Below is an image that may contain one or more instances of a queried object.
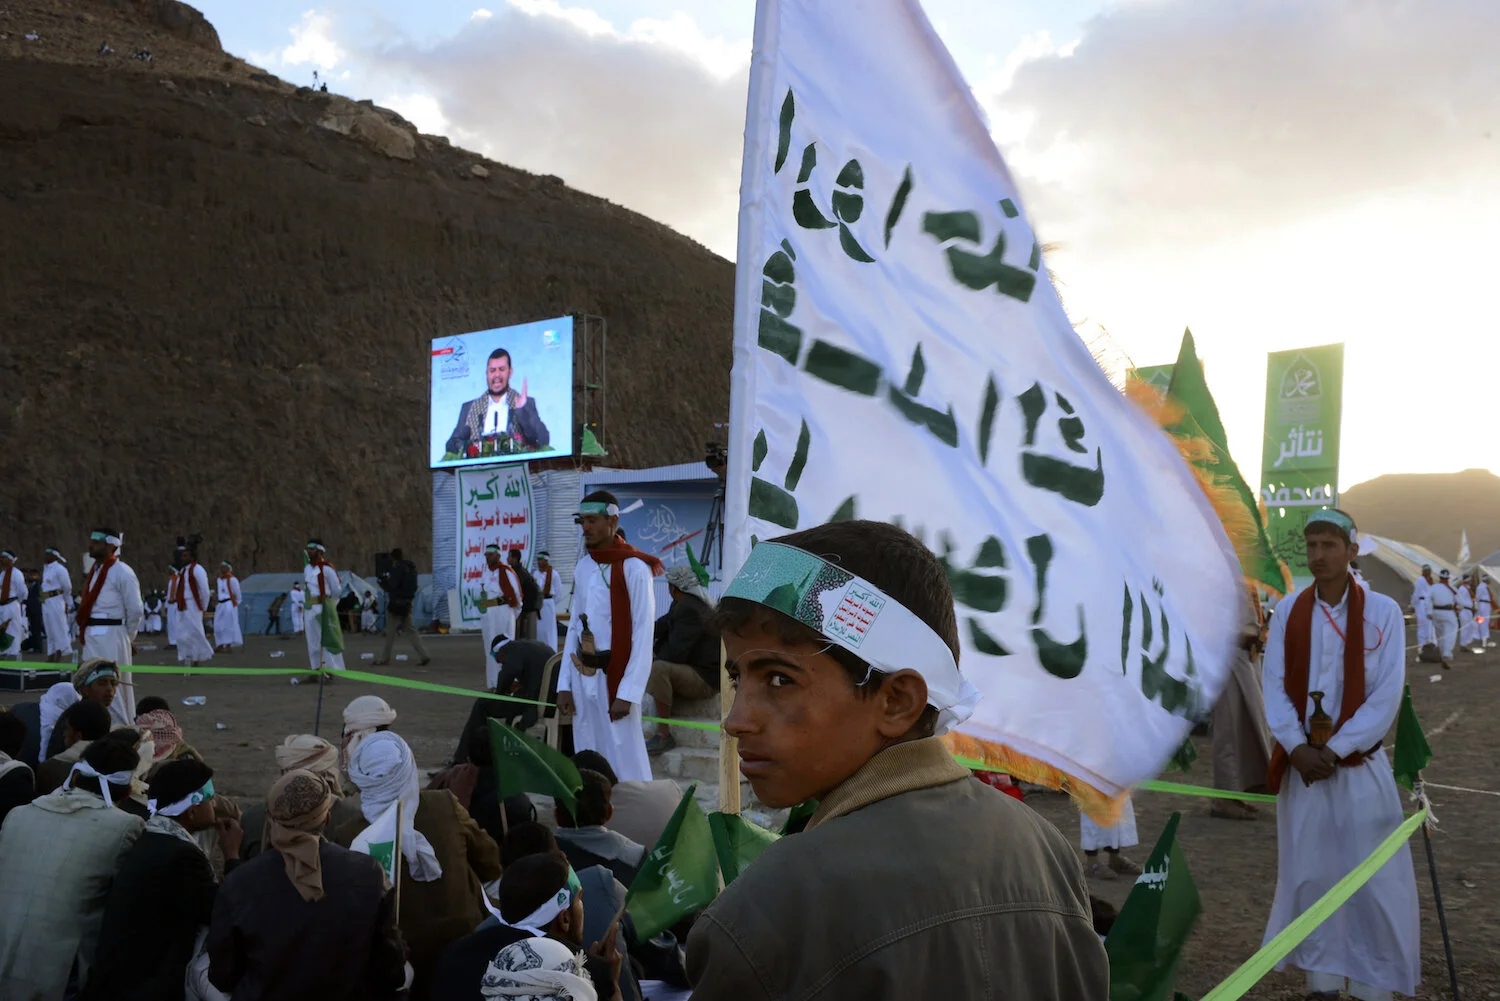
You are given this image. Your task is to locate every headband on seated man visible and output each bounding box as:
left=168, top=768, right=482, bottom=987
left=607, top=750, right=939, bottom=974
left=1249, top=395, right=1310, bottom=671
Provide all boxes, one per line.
left=502, top=866, right=583, bottom=938
left=66, top=760, right=135, bottom=809
left=578, top=501, right=620, bottom=517
left=724, top=542, right=980, bottom=734
left=149, top=779, right=215, bottom=818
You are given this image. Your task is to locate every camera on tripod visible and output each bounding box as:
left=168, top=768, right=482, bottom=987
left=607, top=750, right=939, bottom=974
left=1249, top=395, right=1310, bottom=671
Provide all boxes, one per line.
left=704, top=442, right=728, bottom=475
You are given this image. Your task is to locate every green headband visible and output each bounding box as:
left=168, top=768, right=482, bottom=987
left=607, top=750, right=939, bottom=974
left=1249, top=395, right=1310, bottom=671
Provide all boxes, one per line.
left=578, top=501, right=619, bottom=516
left=1305, top=508, right=1356, bottom=541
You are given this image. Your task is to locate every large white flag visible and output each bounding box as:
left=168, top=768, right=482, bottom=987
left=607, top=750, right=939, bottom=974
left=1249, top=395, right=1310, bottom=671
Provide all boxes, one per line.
left=725, top=0, right=1242, bottom=813
left=1458, top=530, right=1470, bottom=567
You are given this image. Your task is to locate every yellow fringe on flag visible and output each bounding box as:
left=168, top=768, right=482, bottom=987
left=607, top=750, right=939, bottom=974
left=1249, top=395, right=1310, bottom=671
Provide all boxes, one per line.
left=943, top=732, right=1129, bottom=825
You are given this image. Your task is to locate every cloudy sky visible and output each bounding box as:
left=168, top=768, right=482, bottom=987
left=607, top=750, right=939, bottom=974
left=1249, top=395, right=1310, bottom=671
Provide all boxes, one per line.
left=198, top=0, right=1498, bottom=491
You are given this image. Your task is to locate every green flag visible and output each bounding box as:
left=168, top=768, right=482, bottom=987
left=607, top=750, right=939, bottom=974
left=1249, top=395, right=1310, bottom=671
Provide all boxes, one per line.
left=1392, top=684, right=1432, bottom=791
left=685, top=543, right=712, bottom=589
left=1165, top=330, right=1291, bottom=596
left=319, top=602, right=345, bottom=655
left=708, top=811, right=779, bottom=885
left=781, top=798, right=819, bottom=835
left=1168, top=737, right=1197, bottom=774
left=1106, top=812, right=1201, bottom=1001
left=626, top=785, right=720, bottom=939
left=485, top=720, right=582, bottom=817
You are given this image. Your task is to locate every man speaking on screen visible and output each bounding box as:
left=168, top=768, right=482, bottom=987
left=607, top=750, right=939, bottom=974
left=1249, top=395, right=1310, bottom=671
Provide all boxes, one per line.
left=445, top=348, right=551, bottom=457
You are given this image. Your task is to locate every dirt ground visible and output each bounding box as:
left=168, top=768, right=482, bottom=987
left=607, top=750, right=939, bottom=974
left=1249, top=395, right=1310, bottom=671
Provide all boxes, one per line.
left=4, top=624, right=1495, bottom=1000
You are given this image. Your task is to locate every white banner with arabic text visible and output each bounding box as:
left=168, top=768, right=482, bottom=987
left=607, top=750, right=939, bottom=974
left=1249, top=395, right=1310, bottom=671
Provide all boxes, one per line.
left=725, top=0, right=1242, bottom=805
left=457, top=465, right=533, bottom=628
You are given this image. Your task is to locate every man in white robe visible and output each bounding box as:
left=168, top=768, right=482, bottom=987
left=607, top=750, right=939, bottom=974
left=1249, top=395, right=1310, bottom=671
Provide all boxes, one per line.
left=0, top=549, right=27, bottom=660
left=142, top=591, right=163, bottom=635
left=76, top=529, right=145, bottom=726
left=478, top=543, right=522, bottom=688
left=556, top=491, right=659, bottom=783
left=1477, top=576, right=1494, bottom=647
left=40, top=548, right=74, bottom=662
left=1410, top=566, right=1433, bottom=652
left=1261, top=509, right=1419, bottom=1001
left=536, top=551, right=559, bottom=652
left=165, top=567, right=181, bottom=648
left=173, top=546, right=215, bottom=667
left=1430, top=569, right=1459, bottom=668
left=289, top=583, right=305, bottom=634
left=303, top=539, right=346, bottom=672
left=1456, top=576, right=1477, bottom=649
left=214, top=562, right=244, bottom=651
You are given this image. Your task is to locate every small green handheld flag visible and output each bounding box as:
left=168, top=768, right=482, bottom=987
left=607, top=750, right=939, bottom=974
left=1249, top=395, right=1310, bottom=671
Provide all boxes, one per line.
left=1106, top=812, right=1201, bottom=1001
left=625, top=786, right=719, bottom=939
left=707, top=811, right=779, bottom=885
left=1392, top=684, right=1432, bottom=792
left=486, top=720, right=583, bottom=817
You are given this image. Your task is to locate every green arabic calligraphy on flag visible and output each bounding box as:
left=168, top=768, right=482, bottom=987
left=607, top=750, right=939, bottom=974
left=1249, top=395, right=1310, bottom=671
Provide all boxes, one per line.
left=724, top=0, right=1243, bottom=815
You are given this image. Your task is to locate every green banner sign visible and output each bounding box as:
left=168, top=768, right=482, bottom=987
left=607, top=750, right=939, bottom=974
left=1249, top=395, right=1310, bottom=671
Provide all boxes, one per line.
left=1260, top=344, right=1343, bottom=582
left=1261, top=344, right=1343, bottom=477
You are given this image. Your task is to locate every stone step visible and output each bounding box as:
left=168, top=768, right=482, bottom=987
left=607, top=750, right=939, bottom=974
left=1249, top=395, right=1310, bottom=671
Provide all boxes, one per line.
left=653, top=746, right=722, bottom=784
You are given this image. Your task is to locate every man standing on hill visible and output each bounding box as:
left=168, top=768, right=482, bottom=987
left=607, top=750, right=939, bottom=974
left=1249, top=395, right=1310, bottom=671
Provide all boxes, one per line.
left=1411, top=565, right=1434, bottom=653
left=303, top=540, right=346, bottom=673
left=174, top=542, right=215, bottom=668
left=40, top=548, right=74, bottom=662
left=1261, top=509, right=1418, bottom=1001
left=536, top=551, right=559, bottom=651
left=77, top=530, right=144, bottom=726
left=556, top=491, right=661, bottom=783
left=1431, top=569, right=1459, bottom=669
left=0, top=549, right=25, bottom=660
left=214, top=562, right=243, bottom=652
left=445, top=348, right=551, bottom=457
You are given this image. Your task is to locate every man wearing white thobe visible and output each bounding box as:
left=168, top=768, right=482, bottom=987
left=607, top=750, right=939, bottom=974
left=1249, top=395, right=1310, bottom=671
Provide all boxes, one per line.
left=289, top=583, right=306, bottom=633
left=1410, top=566, right=1433, bottom=651
left=1456, top=577, right=1476, bottom=648
left=478, top=543, right=522, bottom=688
left=1262, top=510, right=1418, bottom=1001
left=536, top=551, right=559, bottom=652
left=557, top=492, right=657, bottom=783
left=303, top=540, right=346, bottom=671
left=165, top=568, right=181, bottom=647
left=39, top=548, right=74, bottom=661
left=214, top=562, right=244, bottom=650
left=0, top=549, right=26, bottom=660
left=173, top=549, right=215, bottom=666
left=76, top=529, right=145, bottom=727
left=1430, top=569, right=1459, bottom=667
left=1477, top=578, right=1494, bottom=647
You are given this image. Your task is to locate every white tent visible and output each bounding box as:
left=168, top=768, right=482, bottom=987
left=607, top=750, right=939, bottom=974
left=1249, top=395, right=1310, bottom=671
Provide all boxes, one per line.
left=1359, top=534, right=1459, bottom=608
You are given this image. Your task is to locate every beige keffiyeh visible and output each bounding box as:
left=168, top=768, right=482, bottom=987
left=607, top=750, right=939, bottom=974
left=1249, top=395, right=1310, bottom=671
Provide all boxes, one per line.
left=267, top=770, right=335, bottom=902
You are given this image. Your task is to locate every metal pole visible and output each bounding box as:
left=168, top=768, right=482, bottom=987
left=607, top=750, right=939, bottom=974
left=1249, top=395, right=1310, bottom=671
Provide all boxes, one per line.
left=313, top=670, right=326, bottom=736
left=1421, top=820, right=1462, bottom=1001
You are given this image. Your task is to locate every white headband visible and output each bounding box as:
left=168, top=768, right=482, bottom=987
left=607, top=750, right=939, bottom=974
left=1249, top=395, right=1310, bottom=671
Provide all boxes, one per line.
left=66, top=760, right=135, bottom=808
left=578, top=501, right=620, bottom=517
left=149, top=779, right=215, bottom=817
left=91, top=532, right=122, bottom=548
left=724, top=542, right=980, bottom=734
left=46, top=548, right=66, bottom=563
left=500, top=867, right=582, bottom=938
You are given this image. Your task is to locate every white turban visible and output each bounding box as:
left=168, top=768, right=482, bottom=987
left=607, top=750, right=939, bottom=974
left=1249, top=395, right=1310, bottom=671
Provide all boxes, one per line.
left=481, top=937, right=596, bottom=1000
left=347, top=731, right=442, bottom=882
left=664, top=565, right=710, bottom=604
left=341, top=695, right=398, bottom=771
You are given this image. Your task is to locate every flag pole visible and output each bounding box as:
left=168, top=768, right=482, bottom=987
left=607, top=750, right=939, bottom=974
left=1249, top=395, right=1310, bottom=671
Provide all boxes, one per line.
left=312, top=668, right=326, bottom=737
left=1417, top=782, right=1461, bottom=1001
left=394, top=798, right=404, bottom=924
left=717, top=640, right=740, bottom=815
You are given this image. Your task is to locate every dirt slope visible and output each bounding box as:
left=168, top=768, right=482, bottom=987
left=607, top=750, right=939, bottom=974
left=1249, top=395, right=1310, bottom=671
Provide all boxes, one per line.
left=1342, top=468, right=1499, bottom=561
left=0, top=0, right=734, bottom=575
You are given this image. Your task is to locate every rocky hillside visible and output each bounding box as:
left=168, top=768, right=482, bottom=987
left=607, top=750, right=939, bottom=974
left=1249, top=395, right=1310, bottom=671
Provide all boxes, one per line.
left=1342, top=468, right=1500, bottom=562
left=0, top=0, right=734, bottom=576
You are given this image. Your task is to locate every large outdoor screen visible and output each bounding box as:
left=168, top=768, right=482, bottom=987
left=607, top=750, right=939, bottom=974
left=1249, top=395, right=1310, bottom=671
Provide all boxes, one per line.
left=429, top=316, right=575, bottom=468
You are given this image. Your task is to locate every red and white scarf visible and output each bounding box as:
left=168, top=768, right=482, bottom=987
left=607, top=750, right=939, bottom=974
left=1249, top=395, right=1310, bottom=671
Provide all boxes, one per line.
left=76, top=556, right=118, bottom=628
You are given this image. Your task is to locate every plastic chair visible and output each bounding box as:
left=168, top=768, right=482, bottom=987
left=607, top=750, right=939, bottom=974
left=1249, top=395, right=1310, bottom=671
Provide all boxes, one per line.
left=525, top=653, right=563, bottom=749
